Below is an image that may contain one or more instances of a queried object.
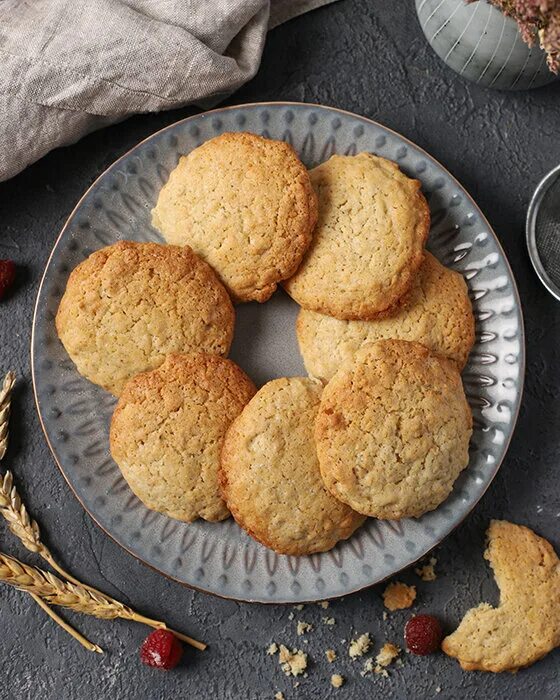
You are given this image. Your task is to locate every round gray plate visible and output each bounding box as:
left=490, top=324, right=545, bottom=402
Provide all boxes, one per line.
left=32, top=102, right=525, bottom=603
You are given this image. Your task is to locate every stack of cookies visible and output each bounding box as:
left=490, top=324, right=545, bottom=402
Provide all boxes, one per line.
left=56, top=130, right=475, bottom=556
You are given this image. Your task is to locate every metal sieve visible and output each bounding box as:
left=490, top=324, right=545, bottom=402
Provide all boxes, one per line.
left=527, top=164, right=560, bottom=301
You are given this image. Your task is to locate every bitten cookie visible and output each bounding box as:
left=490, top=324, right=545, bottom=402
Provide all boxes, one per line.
left=297, top=252, right=474, bottom=381
left=283, top=153, right=430, bottom=320
left=151, top=132, right=318, bottom=303
left=110, top=353, right=256, bottom=523
left=56, top=241, right=234, bottom=396
left=442, top=520, right=560, bottom=672
left=315, top=340, right=472, bottom=519
left=219, top=377, right=365, bottom=555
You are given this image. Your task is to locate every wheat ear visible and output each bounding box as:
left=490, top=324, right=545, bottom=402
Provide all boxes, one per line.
left=0, top=372, right=205, bottom=651
left=0, top=371, right=15, bottom=461
left=0, top=551, right=205, bottom=649
left=0, top=469, right=205, bottom=649
left=0, top=371, right=101, bottom=652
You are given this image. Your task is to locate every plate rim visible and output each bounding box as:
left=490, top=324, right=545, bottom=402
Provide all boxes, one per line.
left=31, top=100, right=526, bottom=603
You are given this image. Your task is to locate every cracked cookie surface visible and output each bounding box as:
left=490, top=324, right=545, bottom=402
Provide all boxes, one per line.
left=297, top=252, right=474, bottom=381
left=151, top=131, right=318, bottom=303
left=315, top=339, right=472, bottom=519
left=219, top=377, right=365, bottom=554
left=55, top=240, right=234, bottom=396
left=442, top=520, right=560, bottom=672
left=283, top=153, right=430, bottom=320
left=110, top=353, right=256, bottom=523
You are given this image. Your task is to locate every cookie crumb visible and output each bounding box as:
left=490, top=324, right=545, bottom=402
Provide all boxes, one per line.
left=288, top=612, right=294, bottom=620
left=325, top=649, right=337, bottom=663
left=278, top=645, right=307, bottom=677
left=376, top=642, right=400, bottom=667
left=323, top=616, right=336, bottom=626
left=296, top=621, right=313, bottom=636
left=383, top=582, right=417, bottom=611
left=361, top=658, right=374, bottom=676
left=349, top=632, right=372, bottom=658
left=267, top=642, right=278, bottom=655
left=374, top=664, right=389, bottom=677
left=294, top=604, right=304, bottom=611
left=435, top=687, right=442, bottom=693
left=331, top=674, right=345, bottom=688
left=415, top=557, right=437, bottom=582
left=318, top=601, right=330, bottom=609
left=274, top=693, right=285, bottom=700
left=382, top=611, right=388, bottom=621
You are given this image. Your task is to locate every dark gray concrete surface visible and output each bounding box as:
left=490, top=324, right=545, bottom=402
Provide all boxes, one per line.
left=0, top=2, right=559, bottom=698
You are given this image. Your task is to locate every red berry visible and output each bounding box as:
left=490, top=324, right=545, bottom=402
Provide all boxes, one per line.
left=140, top=629, right=183, bottom=670
left=0, top=260, right=16, bottom=300
left=404, top=614, right=443, bottom=655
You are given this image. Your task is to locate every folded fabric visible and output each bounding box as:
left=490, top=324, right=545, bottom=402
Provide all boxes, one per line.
left=0, top=0, right=335, bottom=182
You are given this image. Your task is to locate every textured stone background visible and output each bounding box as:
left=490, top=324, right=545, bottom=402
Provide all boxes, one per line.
left=1, top=2, right=559, bottom=698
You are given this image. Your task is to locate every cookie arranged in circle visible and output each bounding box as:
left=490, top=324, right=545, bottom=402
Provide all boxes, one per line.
left=110, top=353, right=256, bottom=523
left=283, top=153, right=430, bottom=320
left=151, top=131, right=318, bottom=303
left=442, top=520, right=560, bottom=672
left=55, top=241, right=234, bottom=396
left=315, top=340, right=472, bottom=519
left=220, top=377, right=366, bottom=555
left=297, top=252, right=474, bottom=381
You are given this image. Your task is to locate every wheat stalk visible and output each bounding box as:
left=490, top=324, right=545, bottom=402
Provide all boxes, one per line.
left=29, top=593, right=103, bottom=653
left=0, top=551, right=205, bottom=649
left=0, top=371, right=205, bottom=652
left=0, top=371, right=101, bottom=652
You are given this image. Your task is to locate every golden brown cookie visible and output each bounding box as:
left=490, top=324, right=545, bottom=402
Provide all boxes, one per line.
left=219, top=377, right=365, bottom=555
left=297, top=252, right=474, bottom=380
left=110, top=353, right=256, bottom=523
left=283, top=153, right=430, bottom=320
left=442, top=520, right=560, bottom=672
left=55, top=241, right=234, bottom=396
left=315, top=340, right=472, bottom=519
left=151, top=132, right=318, bottom=303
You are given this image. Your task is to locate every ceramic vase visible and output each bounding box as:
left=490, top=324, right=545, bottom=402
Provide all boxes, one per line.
left=416, top=0, right=556, bottom=90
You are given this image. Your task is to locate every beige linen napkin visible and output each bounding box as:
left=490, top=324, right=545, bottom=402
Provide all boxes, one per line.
left=0, top=0, right=336, bottom=182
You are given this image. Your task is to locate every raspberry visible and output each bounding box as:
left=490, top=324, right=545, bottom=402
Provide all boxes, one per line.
left=140, top=629, right=183, bottom=669
left=0, top=260, right=16, bottom=300
left=404, top=614, right=443, bottom=655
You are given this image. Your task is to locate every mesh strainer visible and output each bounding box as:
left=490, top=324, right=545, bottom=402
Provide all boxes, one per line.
left=527, top=164, right=560, bottom=301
